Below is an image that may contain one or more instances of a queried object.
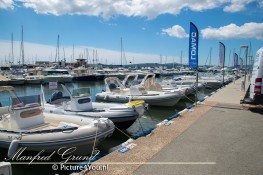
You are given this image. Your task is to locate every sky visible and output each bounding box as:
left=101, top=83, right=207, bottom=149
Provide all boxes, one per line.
left=0, top=0, right=263, bottom=66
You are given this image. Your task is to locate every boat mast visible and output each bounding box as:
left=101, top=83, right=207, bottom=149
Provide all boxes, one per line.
left=11, top=32, right=14, bottom=65
left=55, top=35, right=60, bottom=63
left=20, top=25, right=25, bottom=65
left=209, top=48, right=212, bottom=66
left=72, top=44, right=74, bottom=66
left=180, top=50, right=183, bottom=67
left=120, top=37, right=123, bottom=66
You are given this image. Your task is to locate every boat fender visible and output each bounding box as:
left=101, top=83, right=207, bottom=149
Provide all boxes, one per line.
left=199, top=98, right=205, bottom=102
left=105, top=138, right=135, bottom=153
left=7, top=140, right=20, bottom=158
left=132, top=128, right=154, bottom=139
left=121, top=138, right=134, bottom=147
left=187, top=104, right=195, bottom=109
left=167, top=112, right=180, bottom=120
left=178, top=108, right=188, bottom=115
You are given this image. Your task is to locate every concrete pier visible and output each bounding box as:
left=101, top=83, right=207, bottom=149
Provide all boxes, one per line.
left=82, top=77, right=263, bottom=175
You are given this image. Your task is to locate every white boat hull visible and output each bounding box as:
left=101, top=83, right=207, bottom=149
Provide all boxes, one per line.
left=43, top=76, right=73, bottom=83
left=0, top=107, right=115, bottom=156
left=44, top=101, right=145, bottom=130
left=96, top=92, right=182, bottom=107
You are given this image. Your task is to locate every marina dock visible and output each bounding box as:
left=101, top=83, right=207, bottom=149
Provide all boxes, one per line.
left=82, top=77, right=263, bottom=175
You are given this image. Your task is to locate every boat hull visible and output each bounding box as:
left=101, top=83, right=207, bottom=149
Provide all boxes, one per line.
left=0, top=80, right=8, bottom=86
left=25, top=79, right=42, bottom=85
left=73, top=75, right=96, bottom=81
left=43, top=102, right=145, bottom=130
left=0, top=112, right=115, bottom=156
left=8, top=80, right=25, bottom=85
left=43, top=76, right=73, bottom=83
left=96, top=92, right=182, bottom=107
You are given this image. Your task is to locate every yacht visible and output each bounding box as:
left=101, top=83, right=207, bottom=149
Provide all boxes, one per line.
left=42, top=68, right=73, bottom=83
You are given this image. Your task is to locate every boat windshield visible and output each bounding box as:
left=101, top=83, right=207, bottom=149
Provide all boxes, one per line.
left=71, top=87, right=91, bottom=98
left=12, top=94, right=41, bottom=108
left=44, top=70, right=69, bottom=75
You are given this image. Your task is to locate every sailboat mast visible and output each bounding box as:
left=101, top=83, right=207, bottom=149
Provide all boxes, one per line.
left=11, top=32, right=14, bottom=65
left=120, top=37, right=123, bottom=66
left=180, top=50, right=183, bottom=67
left=55, top=35, right=60, bottom=63
left=72, top=44, right=74, bottom=64
left=56, top=35, right=60, bottom=62
left=20, top=25, right=25, bottom=65
left=209, top=48, right=212, bottom=66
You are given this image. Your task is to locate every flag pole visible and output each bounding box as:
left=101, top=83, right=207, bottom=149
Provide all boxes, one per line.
left=189, top=22, right=199, bottom=105
left=219, top=42, right=225, bottom=86
left=195, top=70, right=198, bottom=105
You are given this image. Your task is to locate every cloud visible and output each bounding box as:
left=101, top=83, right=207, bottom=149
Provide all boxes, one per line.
left=0, top=0, right=14, bottom=9
left=259, top=0, right=263, bottom=8
left=162, top=25, right=188, bottom=38
left=2, top=0, right=261, bottom=19
left=0, top=40, right=179, bottom=64
left=223, top=0, right=254, bottom=12
left=201, top=22, right=263, bottom=40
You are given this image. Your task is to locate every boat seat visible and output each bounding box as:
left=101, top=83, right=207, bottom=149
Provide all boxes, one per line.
left=25, top=122, right=56, bottom=131
left=57, top=91, right=63, bottom=98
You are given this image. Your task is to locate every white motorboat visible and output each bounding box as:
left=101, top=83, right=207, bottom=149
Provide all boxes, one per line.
left=123, top=73, right=190, bottom=96
left=25, top=75, right=43, bottom=85
left=174, top=75, right=223, bottom=89
left=96, top=77, right=183, bottom=107
left=42, top=68, right=73, bottom=83
left=160, top=79, right=206, bottom=96
left=0, top=86, right=115, bottom=156
left=7, top=76, right=25, bottom=85
left=43, top=84, right=145, bottom=130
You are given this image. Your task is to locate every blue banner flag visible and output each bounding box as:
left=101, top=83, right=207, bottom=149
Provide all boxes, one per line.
left=234, top=53, right=238, bottom=68
left=189, top=22, right=198, bottom=69
left=219, top=42, right=225, bottom=67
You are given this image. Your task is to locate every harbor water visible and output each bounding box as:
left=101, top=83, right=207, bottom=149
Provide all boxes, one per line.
left=0, top=76, right=215, bottom=175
